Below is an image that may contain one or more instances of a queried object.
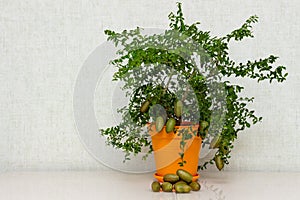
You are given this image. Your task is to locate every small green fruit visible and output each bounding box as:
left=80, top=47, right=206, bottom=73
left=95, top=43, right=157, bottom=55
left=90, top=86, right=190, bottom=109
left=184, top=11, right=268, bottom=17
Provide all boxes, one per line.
left=155, top=116, right=165, bottom=132
left=174, top=180, right=187, bottom=189
left=215, top=155, right=224, bottom=171
left=189, top=181, right=201, bottom=191
left=174, top=100, right=183, bottom=118
left=174, top=180, right=187, bottom=186
left=174, top=183, right=191, bottom=193
left=163, top=174, right=179, bottom=183
left=166, top=118, right=176, bottom=133
left=161, top=182, right=173, bottom=192
left=176, top=169, right=193, bottom=183
left=151, top=181, right=161, bottom=192
left=140, top=100, right=150, bottom=113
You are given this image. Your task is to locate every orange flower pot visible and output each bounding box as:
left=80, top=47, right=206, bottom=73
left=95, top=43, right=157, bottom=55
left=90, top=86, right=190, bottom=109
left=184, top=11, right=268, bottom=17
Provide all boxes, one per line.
left=149, top=122, right=202, bottom=182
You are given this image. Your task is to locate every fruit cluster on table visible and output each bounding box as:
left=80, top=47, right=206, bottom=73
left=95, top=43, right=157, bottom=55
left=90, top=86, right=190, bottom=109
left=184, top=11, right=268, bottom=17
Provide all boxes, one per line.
left=151, top=169, right=201, bottom=193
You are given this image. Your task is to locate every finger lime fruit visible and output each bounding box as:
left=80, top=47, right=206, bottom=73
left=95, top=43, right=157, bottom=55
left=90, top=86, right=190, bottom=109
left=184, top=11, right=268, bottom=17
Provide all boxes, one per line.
left=155, top=116, right=165, bottom=132
left=174, top=180, right=187, bottom=188
left=209, top=135, right=221, bottom=149
left=215, top=154, right=224, bottom=171
left=161, top=182, right=173, bottom=192
left=166, top=118, right=176, bottom=133
left=176, top=169, right=193, bottom=183
left=174, top=183, right=191, bottom=193
left=174, top=100, right=183, bottom=118
left=151, top=181, right=161, bottom=192
left=163, top=174, right=179, bottom=183
left=140, top=100, right=150, bottom=113
left=189, top=181, right=201, bottom=191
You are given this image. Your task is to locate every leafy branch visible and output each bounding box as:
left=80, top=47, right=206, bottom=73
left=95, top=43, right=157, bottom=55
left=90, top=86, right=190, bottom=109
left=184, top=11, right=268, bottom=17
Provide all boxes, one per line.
left=100, top=2, right=287, bottom=170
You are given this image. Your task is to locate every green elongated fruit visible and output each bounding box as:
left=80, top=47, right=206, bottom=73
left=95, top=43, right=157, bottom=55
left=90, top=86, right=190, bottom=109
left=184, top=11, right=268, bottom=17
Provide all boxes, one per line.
left=161, top=182, right=173, bottom=192
left=166, top=118, right=176, bottom=133
left=174, top=180, right=187, bottom=186
left=140, top=100, right=150, bottom=113
left=155, top=116, right=165, bottom=132
left=174, top=100, right=183, bottom=118
left=189, top=182, right=201, bottom=191
left=174, top=183, right=191, bottom=193
left=176, top=169, right=193, bottom=183
left=163, top=174, right=179, bottom=183
left=215, top=155, right=224, bottom=171
left=209, top=135, right=221, bottom=149
left=174, top=180, right=187, bottom=189
left=151, top=181, right=161, bottom=192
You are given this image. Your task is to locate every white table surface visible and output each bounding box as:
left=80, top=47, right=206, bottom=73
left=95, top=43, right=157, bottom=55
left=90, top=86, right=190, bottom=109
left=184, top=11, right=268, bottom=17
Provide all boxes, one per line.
left=0, top=170, right=299, bottom=200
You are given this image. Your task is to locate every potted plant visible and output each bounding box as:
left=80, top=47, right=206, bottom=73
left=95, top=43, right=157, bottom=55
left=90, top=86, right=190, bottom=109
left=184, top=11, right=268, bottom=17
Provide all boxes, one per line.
left=100, top=2, right=287, bottom=180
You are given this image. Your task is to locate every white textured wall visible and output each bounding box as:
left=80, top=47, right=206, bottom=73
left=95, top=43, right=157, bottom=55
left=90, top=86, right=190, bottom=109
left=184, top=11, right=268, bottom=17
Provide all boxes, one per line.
left=1, top=0, right=299, bottom=172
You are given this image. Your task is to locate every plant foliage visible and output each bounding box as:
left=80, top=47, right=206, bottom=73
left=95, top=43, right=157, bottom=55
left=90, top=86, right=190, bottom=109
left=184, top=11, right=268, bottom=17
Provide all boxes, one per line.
left=100, top=2, right=287, bottom=170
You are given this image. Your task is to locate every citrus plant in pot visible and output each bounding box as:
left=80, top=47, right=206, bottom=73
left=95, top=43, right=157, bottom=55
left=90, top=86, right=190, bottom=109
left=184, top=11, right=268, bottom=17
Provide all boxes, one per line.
left=100, top=2, right=287, bottom=181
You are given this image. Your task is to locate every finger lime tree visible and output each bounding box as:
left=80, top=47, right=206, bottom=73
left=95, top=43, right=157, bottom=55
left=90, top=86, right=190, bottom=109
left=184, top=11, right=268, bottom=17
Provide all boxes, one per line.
left=100, top=2, right=287, bottom=171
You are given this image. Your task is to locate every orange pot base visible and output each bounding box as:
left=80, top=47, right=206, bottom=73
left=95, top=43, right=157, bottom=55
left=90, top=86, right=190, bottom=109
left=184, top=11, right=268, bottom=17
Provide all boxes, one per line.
left=149, top=123, right=202, bottom=182
left=153, top=173, right=200, bottom=183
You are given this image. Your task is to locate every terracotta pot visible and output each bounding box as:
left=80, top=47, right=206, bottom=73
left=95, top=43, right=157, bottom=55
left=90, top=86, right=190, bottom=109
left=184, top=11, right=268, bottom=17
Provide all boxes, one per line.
left=148, top=122, right=202, bottom=182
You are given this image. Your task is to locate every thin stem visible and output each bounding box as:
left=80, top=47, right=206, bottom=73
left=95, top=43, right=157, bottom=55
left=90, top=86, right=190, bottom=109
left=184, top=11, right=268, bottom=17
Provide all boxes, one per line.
left=163, top=68, right=175, bottom=94
left=181, top=84, right=190, bottom=102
